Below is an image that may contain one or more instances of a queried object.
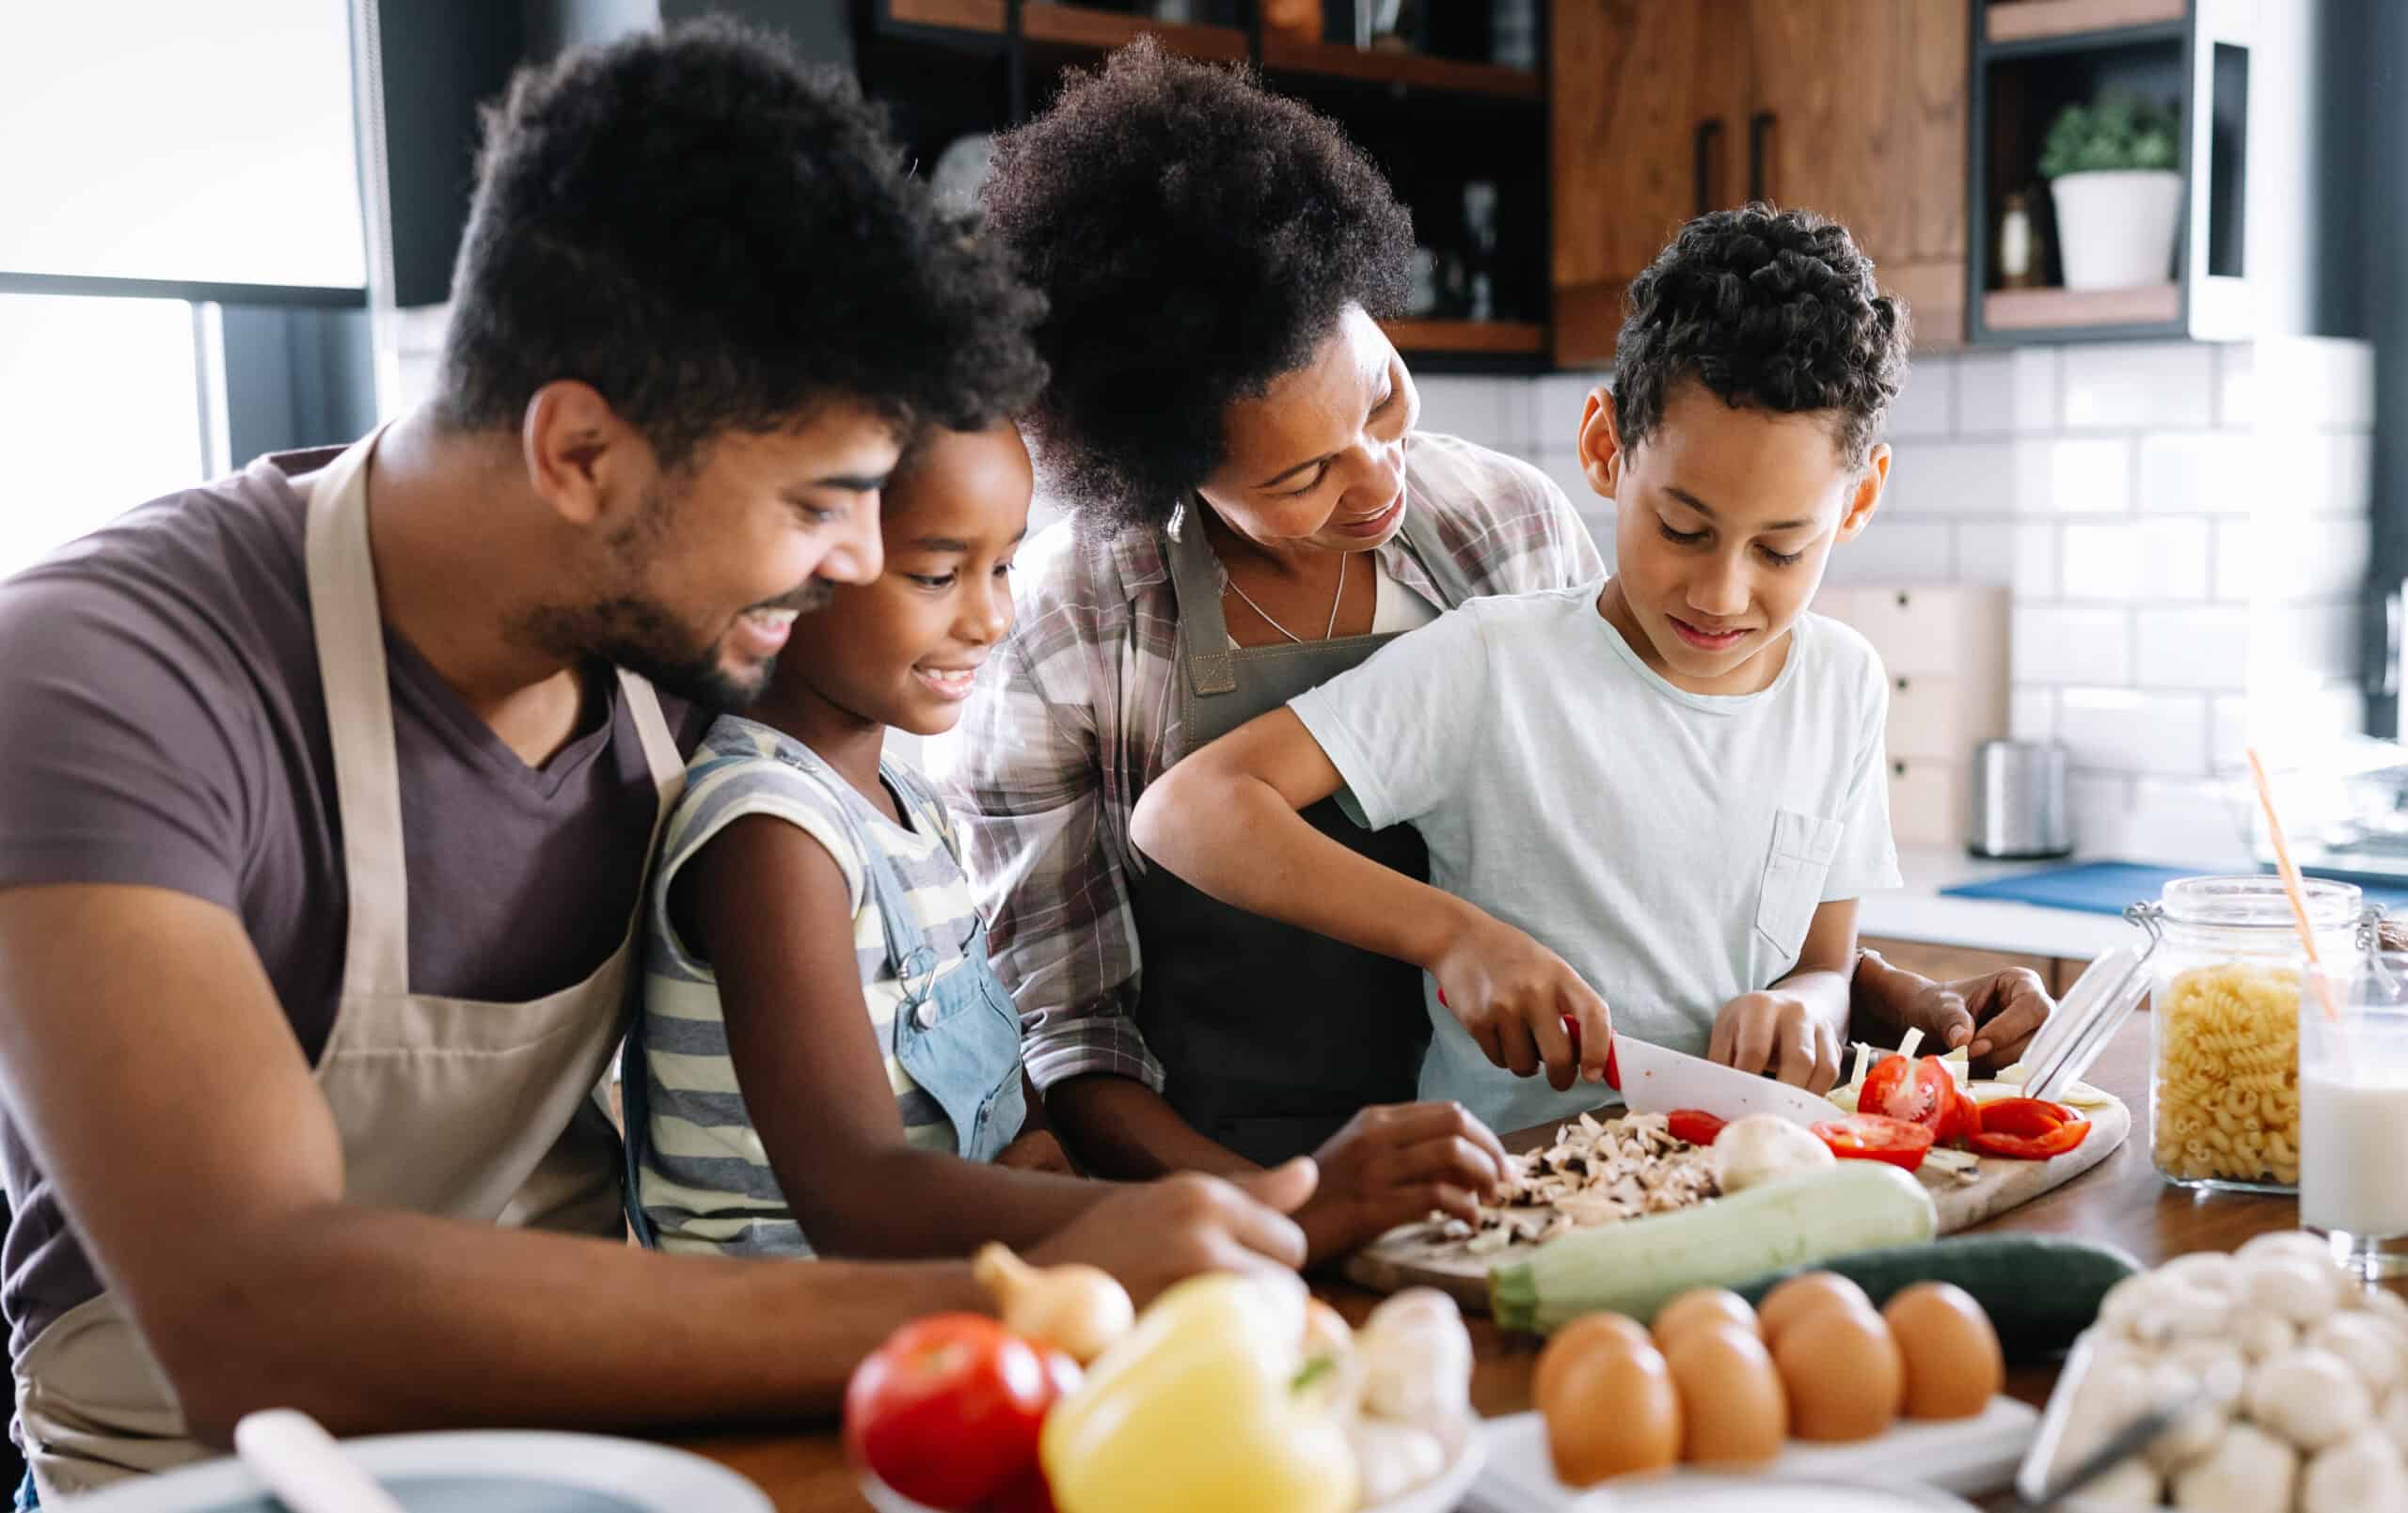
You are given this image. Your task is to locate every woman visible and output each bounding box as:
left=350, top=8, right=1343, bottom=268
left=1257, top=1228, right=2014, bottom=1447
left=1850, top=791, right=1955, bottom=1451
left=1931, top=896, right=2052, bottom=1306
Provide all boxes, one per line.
left=932, top=41, right=2048, bottom=1261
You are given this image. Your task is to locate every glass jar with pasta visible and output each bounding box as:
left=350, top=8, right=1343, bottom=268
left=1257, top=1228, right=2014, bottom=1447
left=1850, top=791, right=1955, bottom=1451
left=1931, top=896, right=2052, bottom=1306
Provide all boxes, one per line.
left=2147, top=875, right=2362, bottom=1193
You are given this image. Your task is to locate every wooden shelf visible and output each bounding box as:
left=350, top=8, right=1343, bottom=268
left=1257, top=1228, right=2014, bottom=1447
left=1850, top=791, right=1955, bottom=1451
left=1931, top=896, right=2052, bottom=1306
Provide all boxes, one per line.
left=1985, top=0, right=2187, bottom=47
left=1020, top=4, right=1246, bottom=62
left=1260, top=37, right=1542, bottom=102
left=1382, top=319, right=1545, bottom=356
left=1983, top=283, right=2180, bottom=331
left=886, top=0, right=1006, bottom=33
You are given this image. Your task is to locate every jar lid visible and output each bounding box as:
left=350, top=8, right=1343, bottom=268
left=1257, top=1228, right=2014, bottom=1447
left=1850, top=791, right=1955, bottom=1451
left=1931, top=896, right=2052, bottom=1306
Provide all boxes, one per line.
left=2160, top=874, right=2362, bottom=930
left=2021, top=929, right=2157, bottom=1103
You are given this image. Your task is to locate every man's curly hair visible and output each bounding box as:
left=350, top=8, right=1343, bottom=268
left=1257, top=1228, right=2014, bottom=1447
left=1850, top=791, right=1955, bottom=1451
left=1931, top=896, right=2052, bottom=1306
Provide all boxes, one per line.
left=980, top=39, right=1412, bottom=533
left=1614, top=205, right=1909, bottom=467
left=436, top=19, right=1046, bottom=469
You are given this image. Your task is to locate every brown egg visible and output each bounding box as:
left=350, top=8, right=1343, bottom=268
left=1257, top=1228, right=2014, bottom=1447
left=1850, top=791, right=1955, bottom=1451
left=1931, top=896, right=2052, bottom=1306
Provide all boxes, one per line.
left=1653, top=1288, right=1760, bottom=1349
left=1544, top=1333, right=1683, bottom=1486
left=1883, top=1283, right=2005, bottom=1420
left=1664, top=1321, right=1788, bottom=1465
left=1534, top=1312, right=1652, bottom=1417
left=1773, top=1303, right=1905, bottom=1442
left=1757, top=1272, right=1876, bottom=1350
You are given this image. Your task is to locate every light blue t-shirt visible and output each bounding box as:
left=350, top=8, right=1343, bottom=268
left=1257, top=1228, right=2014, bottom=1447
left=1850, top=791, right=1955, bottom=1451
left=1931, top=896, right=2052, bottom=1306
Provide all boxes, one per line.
left=1290, top=584, right=1901, bottom=1134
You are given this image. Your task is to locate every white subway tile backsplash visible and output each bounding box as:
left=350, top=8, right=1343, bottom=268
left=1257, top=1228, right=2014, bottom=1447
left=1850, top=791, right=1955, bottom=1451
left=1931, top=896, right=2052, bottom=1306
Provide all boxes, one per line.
left=2068, top=770, right=2135, bottom=855
left=2011, top=438, right=2134, bottom=514
left=1534, top=449, right=1603, bottom=523
left=2123, top=777, right=2258, bottom=867
left=2060, top=518, right=2211, bottom=602
left=2255, top=601, right=2361, bottom=684
left=2060, top=342, right=2216, bottom=431
left=2248, top=337, right=2378, bottom=433
left=2212, top=515, right=2373, bottom=602
left=2134, top=607, right=2250, bottom=691
left=1952, top=521, right=2057, bottom=598
left=390, top=302, right=451, bottom=355
left=2013, top=606, right=2132, bottom=686
left=2211, top=694, right=2246, bottom=770
left=1821, top=521, right=1957, bottom=586
left=2138, top=433, right=2256, bottom=515
left=2292, top=431, right=2375, bottom=517
left=1417, top=376, right=1529, bottom=453
left=2215, top=346, right=2253, bottom=432
left=2056, top=687, right=2211, bottom=777
left=1955, top=349, right=2059, bottom=435
left=2010, top=685, right=2057, bottom=742
left=1531, top=371, right=1610, bottom=450
left=1887, top=355, right=1956, bottom=440
left=1886, top=442, right=2018, bottom=515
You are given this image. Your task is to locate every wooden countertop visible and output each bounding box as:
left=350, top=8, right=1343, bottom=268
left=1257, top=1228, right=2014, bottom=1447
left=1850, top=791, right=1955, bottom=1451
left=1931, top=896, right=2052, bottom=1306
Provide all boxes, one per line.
left=670, top=1013, right=2303, bottom=1510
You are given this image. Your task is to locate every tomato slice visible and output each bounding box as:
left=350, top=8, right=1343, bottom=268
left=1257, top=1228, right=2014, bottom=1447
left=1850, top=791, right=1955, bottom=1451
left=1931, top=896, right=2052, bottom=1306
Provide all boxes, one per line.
left=1861, top=1053, right=1954, bottom=1131
left=1812, top=1114, right=1937, bottom=1173
left=1978, top=1097, right=2076, bottom=1138
left=1968, top=1114, right=2091, bottom=1162
left=1667, top=1110, right=1729, bottom=1146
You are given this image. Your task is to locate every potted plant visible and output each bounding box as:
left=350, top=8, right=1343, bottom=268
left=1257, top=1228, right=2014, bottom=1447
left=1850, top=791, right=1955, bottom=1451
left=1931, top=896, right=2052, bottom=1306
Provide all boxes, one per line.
left=2036, top=92, right=2183, bottom=292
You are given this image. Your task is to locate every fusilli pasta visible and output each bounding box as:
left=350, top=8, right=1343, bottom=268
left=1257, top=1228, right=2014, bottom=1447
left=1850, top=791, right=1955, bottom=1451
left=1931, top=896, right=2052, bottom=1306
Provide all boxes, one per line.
left=2153, top=961, right=2300, bottom=1185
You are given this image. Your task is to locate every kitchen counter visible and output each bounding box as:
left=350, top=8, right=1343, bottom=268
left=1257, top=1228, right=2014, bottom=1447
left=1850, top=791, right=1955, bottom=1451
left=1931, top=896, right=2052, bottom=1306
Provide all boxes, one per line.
left=1860, top=846, right=2148, bottom=963
left=668, top=1014, right=2317, bottom=1512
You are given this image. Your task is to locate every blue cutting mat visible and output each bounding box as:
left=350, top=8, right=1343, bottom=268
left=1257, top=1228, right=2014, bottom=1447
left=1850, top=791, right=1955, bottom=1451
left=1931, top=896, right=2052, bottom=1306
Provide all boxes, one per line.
left=1941, top=861, right=2408, bottom=917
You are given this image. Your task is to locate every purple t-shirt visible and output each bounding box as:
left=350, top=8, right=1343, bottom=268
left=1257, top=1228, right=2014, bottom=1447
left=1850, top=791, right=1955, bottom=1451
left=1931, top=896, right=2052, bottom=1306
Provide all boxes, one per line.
left=0, top=448, right=708, bottom=1361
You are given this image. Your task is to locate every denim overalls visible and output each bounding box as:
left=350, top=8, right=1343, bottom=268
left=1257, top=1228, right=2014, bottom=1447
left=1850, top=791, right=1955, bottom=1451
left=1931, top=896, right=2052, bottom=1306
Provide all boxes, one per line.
left=622, top=746, right=1028, bottom=1250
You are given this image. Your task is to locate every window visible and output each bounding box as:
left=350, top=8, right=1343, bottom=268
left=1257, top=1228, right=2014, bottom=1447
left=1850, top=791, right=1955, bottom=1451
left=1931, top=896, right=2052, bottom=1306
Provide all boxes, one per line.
left=0, top=1, right=366, bottom=291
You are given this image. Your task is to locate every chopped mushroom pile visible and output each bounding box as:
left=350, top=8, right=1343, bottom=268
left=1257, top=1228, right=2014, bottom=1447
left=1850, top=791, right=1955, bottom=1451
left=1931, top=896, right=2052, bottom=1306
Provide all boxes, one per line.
left=1432, top=1111, right=1721, bottom=1254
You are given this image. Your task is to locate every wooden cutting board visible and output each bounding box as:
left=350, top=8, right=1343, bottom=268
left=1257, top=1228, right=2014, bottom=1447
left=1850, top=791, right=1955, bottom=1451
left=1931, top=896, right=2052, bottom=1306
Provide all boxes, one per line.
left=1342, top=1094, right=2131, bottom=1312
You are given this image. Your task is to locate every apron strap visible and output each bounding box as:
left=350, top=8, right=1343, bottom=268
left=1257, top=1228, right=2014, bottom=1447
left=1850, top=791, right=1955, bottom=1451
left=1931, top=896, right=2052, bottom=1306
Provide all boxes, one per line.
left=303, top=426, right=412, bottom=999
left=614, top=668, right=687, bottom=829
left=1162, top=503, right=1239, bottom=699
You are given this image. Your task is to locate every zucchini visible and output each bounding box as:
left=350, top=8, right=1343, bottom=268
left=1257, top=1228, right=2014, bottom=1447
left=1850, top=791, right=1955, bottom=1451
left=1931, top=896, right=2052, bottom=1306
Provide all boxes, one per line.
left=1731, top=1235, right=2141, bottom=1363
left=1488, top=1163, right=1938, bottom=1335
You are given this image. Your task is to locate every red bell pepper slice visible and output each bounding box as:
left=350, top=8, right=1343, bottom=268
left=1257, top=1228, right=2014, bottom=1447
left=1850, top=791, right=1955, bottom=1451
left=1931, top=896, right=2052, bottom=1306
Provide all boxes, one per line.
left=1979, top=1097, right=2077, bottom=1136
left=1968, top=1097, right=2089, bottom=1160
left=1812, top=1114, right=1937, bottom=1173
left=1932, top=1084, right=1982, bottom=1146
left=1666, top=1110, right=1729, bottom=1146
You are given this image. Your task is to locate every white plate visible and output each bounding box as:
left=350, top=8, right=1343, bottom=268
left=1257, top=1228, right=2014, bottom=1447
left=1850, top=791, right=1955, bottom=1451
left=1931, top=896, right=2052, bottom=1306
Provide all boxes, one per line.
left=1467, top=1398, right=2036, bottom=1513
left=863, top=1439, right=1487, bottom=1513
left=68, top=1430, right=772, bottom=1512
left=1481, top=1473, right=1980, bottom=1512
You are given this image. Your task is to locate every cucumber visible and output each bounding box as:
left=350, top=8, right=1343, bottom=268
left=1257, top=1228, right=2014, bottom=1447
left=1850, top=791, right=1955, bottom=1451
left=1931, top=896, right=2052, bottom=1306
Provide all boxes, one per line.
left=1731, top=1235, right=2141, bottom=1362
left=1488, top=1163, right=1938, bottom=1335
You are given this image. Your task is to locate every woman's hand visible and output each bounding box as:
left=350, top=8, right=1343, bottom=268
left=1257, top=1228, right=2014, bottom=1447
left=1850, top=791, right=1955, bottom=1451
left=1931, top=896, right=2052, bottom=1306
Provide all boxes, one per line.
left=1293, top=1103, right=1511, bottom=1265
left=1427, top=909, right=1613, bottom=1091
left=1709, top=990, right=1845, bottom=1092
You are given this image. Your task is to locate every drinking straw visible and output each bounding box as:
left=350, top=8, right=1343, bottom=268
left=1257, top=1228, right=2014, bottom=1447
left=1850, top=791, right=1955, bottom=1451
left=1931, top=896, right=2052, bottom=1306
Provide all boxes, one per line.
left=2246, top=748, right=2343, bottom=1024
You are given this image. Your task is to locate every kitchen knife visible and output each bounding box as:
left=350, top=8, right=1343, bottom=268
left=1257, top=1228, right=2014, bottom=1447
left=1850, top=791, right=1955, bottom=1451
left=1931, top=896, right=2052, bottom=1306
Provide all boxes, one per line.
left=1597, top=1025, right=1842, bottom=1128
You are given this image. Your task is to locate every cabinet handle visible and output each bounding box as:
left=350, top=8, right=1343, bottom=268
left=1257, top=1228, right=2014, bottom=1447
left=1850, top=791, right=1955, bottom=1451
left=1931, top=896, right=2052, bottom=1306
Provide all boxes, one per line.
left=1896, top=677, right=1910, bottom=693
left=1893, top=761, right=1908, bottom=779
left=1693, top=118, right=1725, bottom=218
left=1748, top=111, right=1777, bottom=204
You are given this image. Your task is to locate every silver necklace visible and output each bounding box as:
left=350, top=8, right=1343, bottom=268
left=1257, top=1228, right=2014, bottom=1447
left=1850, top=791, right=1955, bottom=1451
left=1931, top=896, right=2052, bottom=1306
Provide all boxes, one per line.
left=1226, top=550, right=1348, bottom=644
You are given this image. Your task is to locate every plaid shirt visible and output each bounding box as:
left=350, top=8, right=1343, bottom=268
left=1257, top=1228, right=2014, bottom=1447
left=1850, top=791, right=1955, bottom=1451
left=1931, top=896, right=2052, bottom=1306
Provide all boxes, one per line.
left=926, top=432, right=1607, bottom=1095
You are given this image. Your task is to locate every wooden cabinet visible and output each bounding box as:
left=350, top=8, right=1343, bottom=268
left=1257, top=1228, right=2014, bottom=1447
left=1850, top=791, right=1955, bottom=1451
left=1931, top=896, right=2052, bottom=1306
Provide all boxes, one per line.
left=1817, top=587, right=2009, bottom=847
left=1550, top=0, right=1969, bottom=364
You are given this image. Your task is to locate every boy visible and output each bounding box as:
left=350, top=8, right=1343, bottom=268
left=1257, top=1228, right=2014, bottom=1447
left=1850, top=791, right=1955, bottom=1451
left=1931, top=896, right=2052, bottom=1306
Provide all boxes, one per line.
left=1131, top=206, right=1908, bottom=1135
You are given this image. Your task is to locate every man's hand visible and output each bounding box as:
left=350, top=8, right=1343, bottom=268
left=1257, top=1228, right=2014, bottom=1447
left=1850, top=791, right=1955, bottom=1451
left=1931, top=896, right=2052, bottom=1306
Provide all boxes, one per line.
left=1027, top=1159, right=1315, bottom=1306
left=1428, top=910, right=1613, bottom=1090
left=1897, top=965, right=2053, bottom=1075
left=992, top=1128, right=1079, bottom=1175
left=1293, top=1103, right=1509, bottom=1265
left=1709, top=990, right=1844, bottom=1092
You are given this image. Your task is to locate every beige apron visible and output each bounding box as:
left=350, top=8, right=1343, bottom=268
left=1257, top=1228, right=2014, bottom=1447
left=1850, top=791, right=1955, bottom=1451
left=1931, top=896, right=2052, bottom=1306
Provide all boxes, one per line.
left=12, top=427, right=686, bottom=1498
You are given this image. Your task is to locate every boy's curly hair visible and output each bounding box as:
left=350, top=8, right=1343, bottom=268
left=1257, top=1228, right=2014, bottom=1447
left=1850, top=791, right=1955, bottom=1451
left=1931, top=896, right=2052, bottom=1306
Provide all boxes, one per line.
left=979, top=39, right=1412, bottom=533
left=1613, top=205, right=1909, bottom=466
left=436, top=19, right=1046, bottom=469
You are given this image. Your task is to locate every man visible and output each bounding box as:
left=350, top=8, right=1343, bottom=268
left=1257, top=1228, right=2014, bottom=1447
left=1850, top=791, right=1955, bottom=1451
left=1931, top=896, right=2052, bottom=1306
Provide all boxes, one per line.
left=0, top=23, right=1310, bottom=1499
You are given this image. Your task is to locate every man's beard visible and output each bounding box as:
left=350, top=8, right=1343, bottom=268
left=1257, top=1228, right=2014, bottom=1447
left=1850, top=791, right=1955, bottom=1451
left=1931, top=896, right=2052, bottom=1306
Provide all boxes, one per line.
left=522, top=577, right=834, bottom=712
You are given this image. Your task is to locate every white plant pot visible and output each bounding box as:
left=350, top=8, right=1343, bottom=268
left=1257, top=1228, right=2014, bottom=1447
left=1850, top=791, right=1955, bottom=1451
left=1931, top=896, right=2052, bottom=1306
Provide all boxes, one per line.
left=2048, top=169, right=2184, bottom=292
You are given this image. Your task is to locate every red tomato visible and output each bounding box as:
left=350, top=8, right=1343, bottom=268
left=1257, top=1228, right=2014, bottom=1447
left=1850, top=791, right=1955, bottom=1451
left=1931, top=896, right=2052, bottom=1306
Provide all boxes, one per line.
left=986, top=1466, right=1057, bottom=1513
left=1932, top=1085, right=1981, bottom=1146
left=1667, top=1110, right=1729, bottom=1146
left=1968, top=1115, right=2091, bottom=1162
left=1861, top=1054, right=1954, bottom=1130
left=845, top=1315, right=1059, bottom=1509
left=1812, top=1114, right=1938, bottom=1173
left=1978, top=1097, right=2076, bottom=1137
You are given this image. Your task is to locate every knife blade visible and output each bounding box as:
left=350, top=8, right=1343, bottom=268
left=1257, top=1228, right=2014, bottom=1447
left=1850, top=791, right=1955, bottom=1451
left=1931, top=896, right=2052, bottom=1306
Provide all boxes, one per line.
left=1601, top=1030, right=1842, bottom=1128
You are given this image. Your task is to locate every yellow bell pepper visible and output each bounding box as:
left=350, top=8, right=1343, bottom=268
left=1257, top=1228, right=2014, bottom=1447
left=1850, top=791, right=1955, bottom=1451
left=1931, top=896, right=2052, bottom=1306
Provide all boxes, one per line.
left=1039, top=1272, right=1359, bottom=1513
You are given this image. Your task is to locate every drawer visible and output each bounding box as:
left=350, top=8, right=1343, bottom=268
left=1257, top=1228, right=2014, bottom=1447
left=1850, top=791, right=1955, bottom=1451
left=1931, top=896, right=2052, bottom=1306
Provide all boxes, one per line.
left=1888, top=756, right=1962, bottom=847
left=1887, top=673, right=1973, bottom=761
left=1853, top=589, right=1965, bottom=677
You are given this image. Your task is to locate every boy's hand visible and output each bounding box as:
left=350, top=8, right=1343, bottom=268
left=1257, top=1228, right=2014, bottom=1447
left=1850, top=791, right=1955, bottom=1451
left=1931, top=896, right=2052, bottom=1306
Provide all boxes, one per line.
left=1295, top=1102, right=1511, bottom=1265
left=1710, top=990, right=1844, bottom=1092
left=1429, top=911, right=1614, bottom=1090
left=1027, top=1159, right=1314, bottom=1305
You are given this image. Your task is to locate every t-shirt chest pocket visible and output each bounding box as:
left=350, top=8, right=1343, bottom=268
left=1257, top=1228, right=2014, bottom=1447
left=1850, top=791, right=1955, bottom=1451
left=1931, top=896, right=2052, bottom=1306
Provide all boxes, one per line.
left=1754, top=809, right=1844, bottom=958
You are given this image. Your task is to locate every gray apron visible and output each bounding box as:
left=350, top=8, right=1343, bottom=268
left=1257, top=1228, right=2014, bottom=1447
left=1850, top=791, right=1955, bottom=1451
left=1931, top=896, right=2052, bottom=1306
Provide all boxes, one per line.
left=1128, top=502, right=1473, bottom=1165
